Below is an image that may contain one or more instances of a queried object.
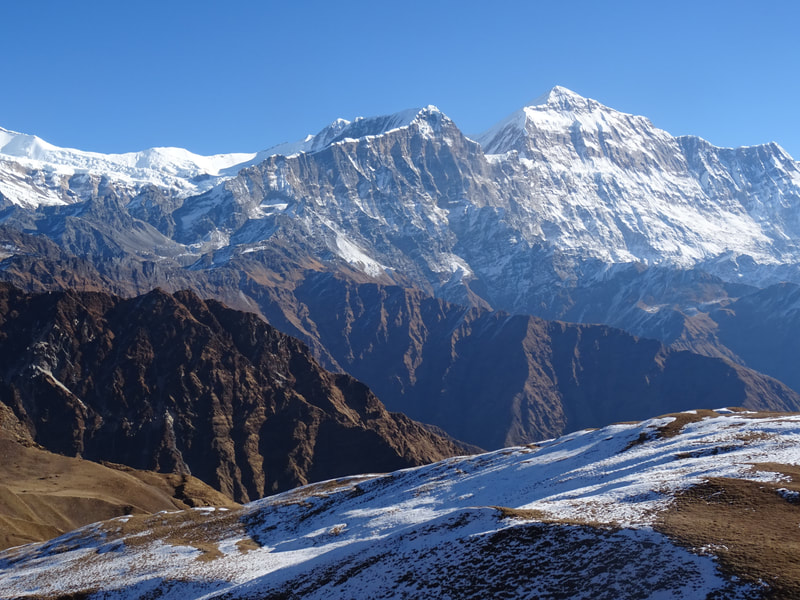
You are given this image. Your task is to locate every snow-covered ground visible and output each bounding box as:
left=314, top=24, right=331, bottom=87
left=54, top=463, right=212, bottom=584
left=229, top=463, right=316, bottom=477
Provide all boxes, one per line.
left=1, top=409, right=797, bottom=599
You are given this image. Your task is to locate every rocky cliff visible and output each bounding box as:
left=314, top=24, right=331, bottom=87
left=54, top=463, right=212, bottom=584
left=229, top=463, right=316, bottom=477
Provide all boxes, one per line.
left=0, top=284, right=464, bottom=502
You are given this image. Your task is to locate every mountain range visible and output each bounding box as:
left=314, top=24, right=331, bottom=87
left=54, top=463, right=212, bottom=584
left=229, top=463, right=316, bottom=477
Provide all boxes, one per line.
left=2, top=86, right=800, bottom=440
left=4, top=86, right=800, bottom=290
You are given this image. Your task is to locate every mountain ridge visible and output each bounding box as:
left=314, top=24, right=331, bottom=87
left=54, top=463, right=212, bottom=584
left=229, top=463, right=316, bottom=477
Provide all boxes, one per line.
left=4, top=87, right=799, bottom=295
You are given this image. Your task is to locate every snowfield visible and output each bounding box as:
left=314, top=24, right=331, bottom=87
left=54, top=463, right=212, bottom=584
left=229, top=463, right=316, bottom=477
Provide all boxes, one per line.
left=1, top=409, right=798, bottom=599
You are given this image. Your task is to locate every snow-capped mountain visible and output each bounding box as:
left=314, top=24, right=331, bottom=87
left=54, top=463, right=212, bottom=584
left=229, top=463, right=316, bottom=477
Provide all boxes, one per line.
left=0, top=126, right=267, bottom=208
left=476, top=86, right=800, bottom=285
left=147, top=85, right=800, bottom=306
left=4, top=87, right=800, bottom=299
left=0, top=108, right=439, bottom=211
left=3, top=409, right=798, bottom=598
left=3, top=87, right=800, bottom=401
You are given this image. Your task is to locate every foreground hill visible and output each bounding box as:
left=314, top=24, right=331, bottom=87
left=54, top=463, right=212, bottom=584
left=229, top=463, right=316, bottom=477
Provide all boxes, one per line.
left=2, top=409, right=798, bottom=599
left=0, top=283, right=464, bottom=502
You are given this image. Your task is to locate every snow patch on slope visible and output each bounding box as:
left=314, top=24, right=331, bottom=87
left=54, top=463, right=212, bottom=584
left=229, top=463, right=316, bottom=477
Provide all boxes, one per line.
left=334, top=232, right=388, bottom=277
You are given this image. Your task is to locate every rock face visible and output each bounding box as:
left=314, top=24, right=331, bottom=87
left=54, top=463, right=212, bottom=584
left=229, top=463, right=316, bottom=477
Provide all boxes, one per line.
left=0, top=284, right=464, bottom=502
left=258, top=273, right=800, bottom=449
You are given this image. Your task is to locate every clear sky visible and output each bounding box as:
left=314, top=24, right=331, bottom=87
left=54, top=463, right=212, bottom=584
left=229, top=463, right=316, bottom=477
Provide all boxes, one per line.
left=2, top=0, right=799, bottom=158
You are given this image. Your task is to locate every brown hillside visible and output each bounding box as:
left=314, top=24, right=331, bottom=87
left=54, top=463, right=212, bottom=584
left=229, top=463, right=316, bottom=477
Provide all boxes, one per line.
left=0, top=284, right=464, bottom=503
left=0, top=403, right=235, bottom=550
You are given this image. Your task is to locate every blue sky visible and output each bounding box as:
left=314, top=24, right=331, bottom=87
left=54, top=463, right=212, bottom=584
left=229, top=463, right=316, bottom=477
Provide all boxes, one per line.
left=2, top=1, right=799, bottom=158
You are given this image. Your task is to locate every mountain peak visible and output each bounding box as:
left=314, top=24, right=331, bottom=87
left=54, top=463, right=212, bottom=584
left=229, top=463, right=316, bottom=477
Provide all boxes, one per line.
left=526, top=85, right=598, bottom=112
left=417, top=104, right=444, bottom=117
left=337, top=105, right=450, bottom=139
left=476, top=87, right=648, bottom=156
left=530, top=85, right=585, bottom=105
left=0, top=126, right=58, bottom=161
left=265, top=106, right=454, bottom=159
